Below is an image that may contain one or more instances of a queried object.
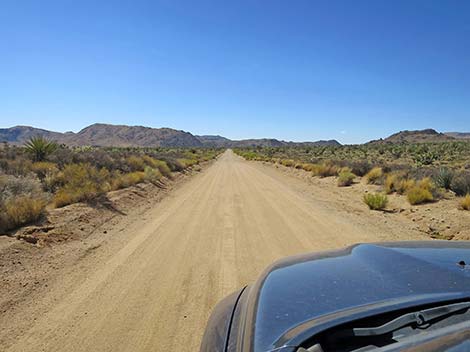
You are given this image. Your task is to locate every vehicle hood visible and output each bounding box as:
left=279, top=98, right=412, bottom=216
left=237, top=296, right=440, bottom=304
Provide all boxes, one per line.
left=244, top=241, right=470, bottom=352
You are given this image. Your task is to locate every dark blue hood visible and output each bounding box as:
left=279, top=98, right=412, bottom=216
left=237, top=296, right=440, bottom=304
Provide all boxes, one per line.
left=245, top=241, right=470, bottom=351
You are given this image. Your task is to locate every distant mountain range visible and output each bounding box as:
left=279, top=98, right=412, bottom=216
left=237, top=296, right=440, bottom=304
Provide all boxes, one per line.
left=0, top=124, right=340, bottom=148
left=1, top=124, right=469, bottom=148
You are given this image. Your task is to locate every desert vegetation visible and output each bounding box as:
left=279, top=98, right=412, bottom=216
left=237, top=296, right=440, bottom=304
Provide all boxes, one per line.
left=0, top=138, right=220, bottom=233
left=234, top=141, right=470, bottom=212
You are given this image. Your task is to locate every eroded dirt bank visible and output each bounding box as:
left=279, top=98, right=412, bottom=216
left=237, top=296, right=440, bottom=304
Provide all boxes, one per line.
left=2, top=150, right=429, bottom=352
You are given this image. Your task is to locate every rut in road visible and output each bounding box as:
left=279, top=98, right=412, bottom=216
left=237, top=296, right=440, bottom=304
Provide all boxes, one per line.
left=6, top=150, right=420, bottom=352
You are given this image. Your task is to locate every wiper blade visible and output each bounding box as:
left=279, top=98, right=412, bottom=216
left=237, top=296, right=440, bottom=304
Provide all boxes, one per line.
left=353, top=301, right=470, bottom=337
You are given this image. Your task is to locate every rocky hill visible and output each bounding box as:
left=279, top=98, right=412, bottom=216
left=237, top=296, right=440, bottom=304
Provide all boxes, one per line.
left=445, top=132, right=470, bottom=139
left=368, top=129, right=456, bottom=144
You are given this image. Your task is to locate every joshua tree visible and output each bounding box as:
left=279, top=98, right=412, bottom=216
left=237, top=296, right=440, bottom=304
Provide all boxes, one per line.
left=24, top=136, right=58, bottom=161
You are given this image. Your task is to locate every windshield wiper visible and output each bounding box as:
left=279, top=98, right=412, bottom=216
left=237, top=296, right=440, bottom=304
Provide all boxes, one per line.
left=352, top=301, right=470, bottom=337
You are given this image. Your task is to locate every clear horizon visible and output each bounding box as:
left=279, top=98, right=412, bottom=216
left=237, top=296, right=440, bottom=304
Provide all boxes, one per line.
left=1, top=1, right=470, bottom=144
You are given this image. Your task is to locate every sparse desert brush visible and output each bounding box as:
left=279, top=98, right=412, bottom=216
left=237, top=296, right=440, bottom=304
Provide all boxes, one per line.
left=0, top=175, right=47, bottom=232
left=111, top=171, right=146, bottom=190
left=451, top=172, right=470, bottom=196
left=178, top=158, right=198, bottom=169
left=301, top=163, right=317, bottom=172
left=54, top=163, right=111, bottom=207
left=141, top=155, right=159, bottom=168
left=337, top=170, right=355, bottom=187
left=396, top=179, right=415, bottom=194
left=363, top=192, right=388, bottom=210
left=154, top=160, right=172, bottom=178
left=144, top=166, right=162, bottom=185
left=384, top=174, right=399, bottom=194
left=459, top=194, right=470, bottom=210
left=280, top=159, right=295, bottom=167
left=0, top=196, right=46, bottom=232
left=313, top=163, right=338, bottom=178
left=365, top=167, right=383, bottom=184
left=347, top=161, right=373, bottom=177
left=126, top=155, right=146, bottom=171
left=406, top=186, right=433, bottom=205
left=31, top=161, right=59, bottom=180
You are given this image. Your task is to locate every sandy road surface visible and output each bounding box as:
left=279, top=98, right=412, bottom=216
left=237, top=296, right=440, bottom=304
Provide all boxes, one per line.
left=5, top=150, right=424, bottom=352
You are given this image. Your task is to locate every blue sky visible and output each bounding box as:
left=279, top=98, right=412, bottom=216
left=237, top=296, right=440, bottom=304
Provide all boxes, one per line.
left=1, top=0, right=469, bottom=144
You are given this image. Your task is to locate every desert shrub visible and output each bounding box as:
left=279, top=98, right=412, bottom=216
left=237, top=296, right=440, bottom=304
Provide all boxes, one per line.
left=396, top=179, right=415, bottom=195
left=347, top=161, right=373, bottom=177
left=31, top=161, right=58, bottom=180
left=0, top=158, right=33, bottom=176
left=54, top=164, right=111, bottom=207
left=451, top=172, right=470, bottom=196
left=405, top=177, right=437, bottom=205
left=0, top=175, right=47, bottom=232
left=434, top=168, right=454, bottom=190
left=459, top=194, right=470, bottom=210
left=280, top=159, right=296, bottom=167
left=154, top=160, right=172, bottom=178
left=363, top=193, right=388, bottom=210
left=301, top=163, right=317, bottom=172
left=384, top=174, right=399, bottom=194
left=111, top=171, right=146, bottom=190
left=313, top=163, right=338, bottom=178
left=141, top=155, right=159, bottom=168
left=144, top=166, right=162, bottom=185
left=126, top=155, right=146, bottom=171
left=163, top=158, right=185, bottom=172
left=365, top=167, right=383, bottom=184
left=1, top=196, right=46, bottom=231
left=337, top=170, right=355, bottom=187
left=178, top=158, right=199, bottom=168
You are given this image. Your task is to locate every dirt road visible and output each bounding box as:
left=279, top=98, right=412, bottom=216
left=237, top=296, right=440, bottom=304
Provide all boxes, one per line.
left=4, top=150, right=424, bottom=351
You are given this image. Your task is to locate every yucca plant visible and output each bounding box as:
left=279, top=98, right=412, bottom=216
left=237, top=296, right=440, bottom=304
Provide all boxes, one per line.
left=434, top=168, right=454, bottom=190
left=24, top=136, right=58, bottom=162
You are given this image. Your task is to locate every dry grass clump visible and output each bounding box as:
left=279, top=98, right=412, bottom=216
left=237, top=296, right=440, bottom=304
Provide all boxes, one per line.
left=337, top=169, right=355, bottom=187
left=363, top=193, right=388, bottom=210
left=280, top=159, right=295, bottom=167
left=0, top=175, right=47, bottom=232
left=365, top=167, right=383, bottom=184
left=406, top=177, right=435, bottom=205
left=458, top=194, right=470, bottom=210
left=300, top=163, right=317, bottom=172
left=313, top=163, right=338, bottom=178
left=396, top=179, right=415, bottom=195
left=111, top=171, right=146, bottom=190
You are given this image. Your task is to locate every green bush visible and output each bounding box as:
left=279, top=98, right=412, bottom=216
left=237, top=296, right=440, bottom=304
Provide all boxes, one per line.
left=337, top=170, right=355, bottom=187
left=54, top=163, right=111, bottom=207
left=363, top=193, right=388, bottom=210
left=144, top=166, right=162, bottom=185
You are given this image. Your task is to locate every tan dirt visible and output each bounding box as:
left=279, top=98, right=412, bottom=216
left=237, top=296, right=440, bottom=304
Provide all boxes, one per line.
left=2, top=150, right=429, bottom=352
